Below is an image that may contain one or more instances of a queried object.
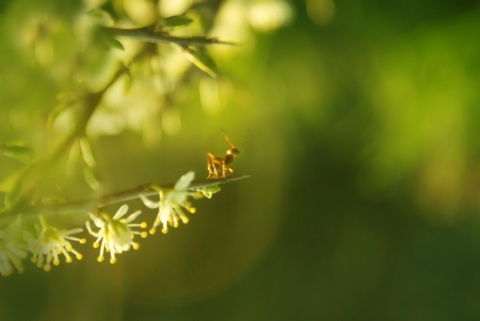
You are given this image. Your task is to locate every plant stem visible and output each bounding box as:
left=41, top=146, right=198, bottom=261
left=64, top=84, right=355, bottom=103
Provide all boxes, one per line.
left=104, top=26, right=237, bottom=46
left=3, top=64, right=129, bottom=215
left=0, top=175, right=249, bottom=225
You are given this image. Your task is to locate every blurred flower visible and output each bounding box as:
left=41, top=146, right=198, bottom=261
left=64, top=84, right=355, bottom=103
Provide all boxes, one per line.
left=305, top=0, right=336, bottom=25
left=248, top=0, right=293, bottom=32
left=86, top=205, right=147, bottom=263
left=26, top=217, right=86, bottom=272
left=0, top=219, right=28, bottom=276
left=158, top=0, right=194, bottom=16
left=140, top=171, right=199, bottom=234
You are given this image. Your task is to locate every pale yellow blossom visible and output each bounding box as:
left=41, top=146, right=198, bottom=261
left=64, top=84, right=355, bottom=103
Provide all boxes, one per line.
left=0, top=218, right=28, bottom=276
left=26, top=216, right=86, bottom=272
left=86, top=204, right=147, bottom=263
left=140, top=171, right=199, bottom=234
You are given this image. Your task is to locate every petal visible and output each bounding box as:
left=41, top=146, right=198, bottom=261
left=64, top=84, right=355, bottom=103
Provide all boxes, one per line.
left=174, top=171, right=195, bottom=190
left=139, top=194, right=160, bottom=209
left=88, top=213, right=104, bottom=228
left=124, top=210, right=142, bottom=224
left=113, top=204, right=129, bottom=220
left=64, top=228, right=84, bottom=236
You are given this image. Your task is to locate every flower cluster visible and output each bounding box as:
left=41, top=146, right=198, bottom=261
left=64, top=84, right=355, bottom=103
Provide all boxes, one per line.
left=140, top=171, right=201, bottom=234
left=25, top=216, right=86, bottom=272
left=86, top=204, right=147, bottom=264
left=0, top=171, right=218, bottom=276
left=84, top=171, right=204, bottom=262
left=0, top=218, right=28, bottom=276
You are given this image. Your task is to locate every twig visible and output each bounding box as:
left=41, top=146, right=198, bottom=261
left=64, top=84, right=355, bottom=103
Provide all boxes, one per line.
left=0, top=175, right=250, bottom=225
left=104, top=26, right=237, bottom=46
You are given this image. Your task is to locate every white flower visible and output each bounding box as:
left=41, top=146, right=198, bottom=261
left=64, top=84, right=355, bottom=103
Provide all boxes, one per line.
left=248, top=0, right=294, bottom=32
left=140, top=171, right=199, bottom=234
left=0, top=218, right=28, bottom=276
left=86, top=204, right=147, bottom=264
left=26, top=217, right=86, bottom=272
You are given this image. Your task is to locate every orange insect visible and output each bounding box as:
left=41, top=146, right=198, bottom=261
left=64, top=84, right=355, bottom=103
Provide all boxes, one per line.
left=207, top=131, right=241, bottom=179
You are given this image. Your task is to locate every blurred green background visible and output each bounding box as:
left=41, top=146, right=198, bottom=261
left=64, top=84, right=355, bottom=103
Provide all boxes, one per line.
left=2, top=0, right=480, bottom=320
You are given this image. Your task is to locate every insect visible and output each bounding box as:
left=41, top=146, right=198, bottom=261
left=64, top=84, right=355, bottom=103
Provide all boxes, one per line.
left=207, top=130, right=241, bottom=179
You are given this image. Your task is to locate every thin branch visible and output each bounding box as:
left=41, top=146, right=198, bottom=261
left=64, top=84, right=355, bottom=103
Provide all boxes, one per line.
left=104, top=26, right=237, bottom=46
left=0, top=175, right=250, bottom=225
left=3, top=65, right=129, bottom=215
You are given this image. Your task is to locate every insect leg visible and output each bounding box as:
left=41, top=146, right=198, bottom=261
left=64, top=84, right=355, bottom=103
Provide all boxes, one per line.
left=207, top=152, right=220, bottom=179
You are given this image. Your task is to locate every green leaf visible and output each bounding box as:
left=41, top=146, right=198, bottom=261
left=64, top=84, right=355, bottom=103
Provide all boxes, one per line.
left=47, top=93, right=79, bottom=129
left=0, top=170, right=22, bottom=193
left=87, top=8, right=114, bottom=26
left=196, top=185, right=221, bottom=199
left=3, top=177, right=22, bottom=207
left=83, top=166, right=100, bottom=190
left=182, top=47, right=217, bottom=78
left=79, top=138, right=96, bottom=168
left=0, top=143, right=33, bottom=164
left=160, top=15, right=193, bottom=29
left=123, top=72, right=133, bottom=93
left=107, top=37, right=125, bottom=50
left=99, top=29, right=125, bottom=50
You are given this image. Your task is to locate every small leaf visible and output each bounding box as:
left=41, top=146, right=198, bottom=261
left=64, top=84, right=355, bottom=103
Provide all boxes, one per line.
left=97, top=28, right=124, bottom=50
left=122, top=72, right=133, bottom=93
left=47, top=94, right=77, bottom=129
left=47, top=102, right=66, bottom=129
left=0, top=143, right=33, bottom=164
left=38, top=196, right=67, bottom=205
left=87, top=8, right=114, bottom=26
left=182, top=47, right=217, bottom=78
left=0, top=170, right=22, bottom=193
left=79, top=138, right=96, bottom=168
left=160, top=15, right=193, bottom=29
left=4, top=180, right=21, bottom=207
left=196, top=185, right=221, bottom=199
left=107, top=37, right=125, bottom=50
left=66, top=141, right=81, bottom=176
left=83, top=166, right=100, bottom=190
